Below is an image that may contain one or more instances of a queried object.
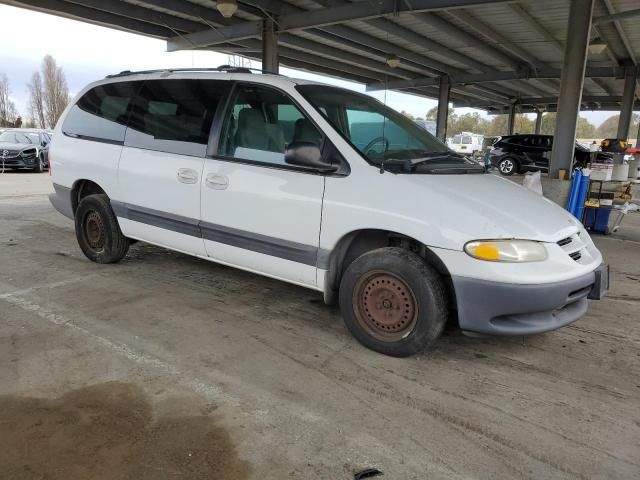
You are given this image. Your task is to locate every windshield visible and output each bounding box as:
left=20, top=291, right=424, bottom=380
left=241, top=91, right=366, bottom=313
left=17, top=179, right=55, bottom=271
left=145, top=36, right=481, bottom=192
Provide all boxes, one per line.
left=0, top=132, right=38, bottom=144
left=296, top=85, right=461, bottom=165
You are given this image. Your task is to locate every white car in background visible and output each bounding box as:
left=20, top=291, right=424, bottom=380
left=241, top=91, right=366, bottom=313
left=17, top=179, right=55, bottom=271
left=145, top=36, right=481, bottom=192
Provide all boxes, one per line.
left=448, top=132, right=484, bottom=157
left=48, top=68, right=608, bottom=357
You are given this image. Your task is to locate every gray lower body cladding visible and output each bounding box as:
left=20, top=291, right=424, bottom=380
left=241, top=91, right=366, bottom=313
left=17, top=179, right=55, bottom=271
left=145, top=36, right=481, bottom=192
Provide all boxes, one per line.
left=452, top=270, right=601, bottom=335
left=49, top=183, right=74, bottom=220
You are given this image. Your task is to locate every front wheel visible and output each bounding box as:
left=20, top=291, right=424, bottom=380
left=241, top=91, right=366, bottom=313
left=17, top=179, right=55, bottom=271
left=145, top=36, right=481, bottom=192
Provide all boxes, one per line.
left=34, top=155, right=45, bottom=173
left=75, top=194, right=129, bottom=264
left=339, top=247, right=448, bottom=357
left=498, top=157, right=517, bottom=176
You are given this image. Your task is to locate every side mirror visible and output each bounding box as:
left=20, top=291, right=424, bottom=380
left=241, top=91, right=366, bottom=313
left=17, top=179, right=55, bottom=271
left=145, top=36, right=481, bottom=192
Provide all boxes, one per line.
left=285, top=141, right=337, bottom=172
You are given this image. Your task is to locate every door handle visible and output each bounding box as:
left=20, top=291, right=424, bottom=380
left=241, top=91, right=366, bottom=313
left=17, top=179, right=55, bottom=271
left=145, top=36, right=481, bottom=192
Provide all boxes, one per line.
left=177, top=168, right=199, bottom=184
left=206, top=174, right=229, bottom=190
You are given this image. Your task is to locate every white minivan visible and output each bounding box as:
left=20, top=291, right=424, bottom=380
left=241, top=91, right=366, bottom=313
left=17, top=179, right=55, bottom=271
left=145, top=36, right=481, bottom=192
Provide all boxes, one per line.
left=49, top=68, right=608, bottom=357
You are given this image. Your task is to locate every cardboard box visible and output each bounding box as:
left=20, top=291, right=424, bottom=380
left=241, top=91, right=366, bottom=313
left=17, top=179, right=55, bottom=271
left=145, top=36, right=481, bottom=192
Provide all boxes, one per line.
left=590, top=163, right=613, bottom=181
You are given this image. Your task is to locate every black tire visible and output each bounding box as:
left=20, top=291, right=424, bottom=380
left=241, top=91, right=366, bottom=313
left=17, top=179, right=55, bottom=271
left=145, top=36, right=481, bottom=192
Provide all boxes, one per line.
left=339, top=247, right=448, bottom=357
left=75, top=194, right=129, bottom=264
left=497, top=157, right=518, bottom=176
left=34, top=155, right=44, bottom=173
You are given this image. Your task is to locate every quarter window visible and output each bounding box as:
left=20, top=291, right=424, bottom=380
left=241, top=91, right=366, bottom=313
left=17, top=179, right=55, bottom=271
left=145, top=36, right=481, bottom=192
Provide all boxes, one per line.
left=62, top=81, right=139, bottom=143
left=218, top=84, right=322, bottom=166
left=125, top=80, right=225, bottom=157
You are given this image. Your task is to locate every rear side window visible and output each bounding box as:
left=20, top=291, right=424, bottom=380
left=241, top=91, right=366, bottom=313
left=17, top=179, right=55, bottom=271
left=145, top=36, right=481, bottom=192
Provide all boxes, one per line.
left=62, top=81, right=139, bottom=143
left=125, top=80, right=225, bottom=157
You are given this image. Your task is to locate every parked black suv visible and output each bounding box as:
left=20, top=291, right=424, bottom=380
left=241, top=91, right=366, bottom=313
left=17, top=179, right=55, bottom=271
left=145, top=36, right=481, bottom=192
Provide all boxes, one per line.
left=489, top=134, right=610, bottom=176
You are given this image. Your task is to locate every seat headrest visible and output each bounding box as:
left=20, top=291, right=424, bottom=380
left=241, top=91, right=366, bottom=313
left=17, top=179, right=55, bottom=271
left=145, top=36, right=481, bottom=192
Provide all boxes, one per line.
left=238, top=108, right=265, bottom=128
left=293, top=118, right=320, bottom=145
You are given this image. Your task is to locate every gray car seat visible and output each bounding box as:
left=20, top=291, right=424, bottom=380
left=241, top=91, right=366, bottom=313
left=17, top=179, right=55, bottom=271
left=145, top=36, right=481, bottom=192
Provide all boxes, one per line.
left=292, top=118, right=321, bottom=146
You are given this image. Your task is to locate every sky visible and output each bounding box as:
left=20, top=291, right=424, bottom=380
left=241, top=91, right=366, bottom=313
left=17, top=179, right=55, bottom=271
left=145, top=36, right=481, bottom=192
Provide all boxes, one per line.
left=0, top=4, right=619, bottom=126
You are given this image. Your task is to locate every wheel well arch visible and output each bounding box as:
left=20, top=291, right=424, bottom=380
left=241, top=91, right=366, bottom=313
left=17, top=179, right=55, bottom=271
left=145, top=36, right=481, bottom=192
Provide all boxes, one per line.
left=322, top=229, right=455, bottom=307
left=71, top=179, right=106, bottom=214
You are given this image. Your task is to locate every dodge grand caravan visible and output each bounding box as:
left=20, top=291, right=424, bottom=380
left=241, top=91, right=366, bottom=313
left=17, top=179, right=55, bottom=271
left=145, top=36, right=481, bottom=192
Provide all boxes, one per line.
left=48, top=68, right=608, bottom=357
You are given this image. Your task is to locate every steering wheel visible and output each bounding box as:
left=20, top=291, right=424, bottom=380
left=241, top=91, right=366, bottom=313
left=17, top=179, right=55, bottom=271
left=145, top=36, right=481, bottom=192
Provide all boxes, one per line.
left=363, top=136, right=390, bottom=156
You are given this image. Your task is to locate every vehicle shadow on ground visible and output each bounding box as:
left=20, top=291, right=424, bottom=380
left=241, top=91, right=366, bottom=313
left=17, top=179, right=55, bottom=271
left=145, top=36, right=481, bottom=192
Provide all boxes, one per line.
left=0, top=382, right=251, bottom=480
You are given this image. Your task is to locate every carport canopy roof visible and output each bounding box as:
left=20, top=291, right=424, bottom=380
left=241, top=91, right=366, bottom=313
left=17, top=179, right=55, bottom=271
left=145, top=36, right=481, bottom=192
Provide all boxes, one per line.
left=3, top=0, right=640, bottom=113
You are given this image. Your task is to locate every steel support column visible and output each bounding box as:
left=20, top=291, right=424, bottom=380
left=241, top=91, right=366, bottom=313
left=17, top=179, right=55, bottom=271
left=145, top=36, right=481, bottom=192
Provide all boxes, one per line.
left=507, top=104, right=516, bottom=135
left=617, top=70, right=637, bottom=140
left=436, top=75, right=450, bottom=141
left=262, top=18, right=279, bottom=74
left=550, top=0, right=594, bottom=178
left=535, top=109, right=543, bottom=134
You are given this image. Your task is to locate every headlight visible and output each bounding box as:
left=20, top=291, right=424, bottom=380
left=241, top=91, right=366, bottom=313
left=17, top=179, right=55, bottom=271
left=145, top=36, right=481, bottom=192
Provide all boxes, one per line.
left=464, top=240, right=547, bottom=262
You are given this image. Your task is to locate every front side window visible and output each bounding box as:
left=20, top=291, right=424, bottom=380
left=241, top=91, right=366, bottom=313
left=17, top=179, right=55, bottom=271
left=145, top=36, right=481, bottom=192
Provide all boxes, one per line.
left=297, top=86, right=444, bottom=161
left=62, top=81, right=139, bottom=143
left=125, top=80, right=225, bottom=157
left=218, top=84, right=322, bottom=166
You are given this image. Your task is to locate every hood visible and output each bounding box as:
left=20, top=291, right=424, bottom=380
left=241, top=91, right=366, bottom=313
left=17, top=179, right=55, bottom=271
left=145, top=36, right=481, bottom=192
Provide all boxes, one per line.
left=391, top=173, right=580, bottom=248
left=0, top=142, right=36, bottom=151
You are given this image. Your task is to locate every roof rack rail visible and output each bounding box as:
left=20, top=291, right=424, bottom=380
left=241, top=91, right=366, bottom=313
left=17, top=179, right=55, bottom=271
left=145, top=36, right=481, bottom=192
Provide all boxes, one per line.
left=105, top=65, right=277, bottom=78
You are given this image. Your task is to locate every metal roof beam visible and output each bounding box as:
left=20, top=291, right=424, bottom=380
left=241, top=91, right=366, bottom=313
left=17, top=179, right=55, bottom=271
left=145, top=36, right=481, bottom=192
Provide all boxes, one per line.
left=63, top=0, right=207, bottom=33
left=508, top=4, right=564, bottom=53
left=133, top=0, right=234, bottom=25
left=0, top=0, right=177, bottom=37
left=366, top=66, right=636, bottom=90
left=278, top=34, right=412, bottom=79
left=167, top=0, right=512, bottom=51
left=414, top=12, right=524, bottom=70
left=345, top=17, right=490, bottom=74
left=601, top=0, right=637, bottom=65
left=593, top=7, right=640, bottom=25
left=448, top=9, right=548, bottom=70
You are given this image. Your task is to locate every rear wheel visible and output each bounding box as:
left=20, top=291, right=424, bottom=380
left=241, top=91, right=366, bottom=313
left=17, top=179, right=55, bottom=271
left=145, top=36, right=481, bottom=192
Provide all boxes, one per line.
left=75, top=194, right=129, bottom=264
left=339, top=247, right=448, bottom=357
left=498, top=157, right=517, bottom=176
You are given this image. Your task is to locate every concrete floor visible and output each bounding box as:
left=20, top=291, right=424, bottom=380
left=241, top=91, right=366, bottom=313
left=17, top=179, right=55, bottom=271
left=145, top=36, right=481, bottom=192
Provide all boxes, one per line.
left=1, top=171, right=639, bottom=480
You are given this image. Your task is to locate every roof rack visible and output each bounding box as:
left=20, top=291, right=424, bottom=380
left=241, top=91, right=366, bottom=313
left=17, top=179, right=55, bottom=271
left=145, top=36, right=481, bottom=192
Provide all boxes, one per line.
left=105, top=65, right=275, bottom=78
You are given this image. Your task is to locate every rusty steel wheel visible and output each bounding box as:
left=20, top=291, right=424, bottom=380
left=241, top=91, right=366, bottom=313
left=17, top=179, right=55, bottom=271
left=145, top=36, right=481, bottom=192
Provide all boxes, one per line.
left=83, top=210, right=106, bottom=250
left=352, top=270, right=418, bottom=342
left=339, top=247, right=448, bottom=357
left=75, top=194, right=129, bottom=264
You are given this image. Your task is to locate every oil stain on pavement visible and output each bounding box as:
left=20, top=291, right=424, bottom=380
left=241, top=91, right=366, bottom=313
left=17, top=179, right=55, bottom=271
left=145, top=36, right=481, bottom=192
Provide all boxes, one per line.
left=0, top=382, right=251, bottom=480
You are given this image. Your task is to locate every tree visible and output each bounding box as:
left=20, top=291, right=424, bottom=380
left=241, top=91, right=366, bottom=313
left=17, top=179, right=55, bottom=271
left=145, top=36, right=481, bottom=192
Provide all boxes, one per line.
left=39, top=55, right=70, bottom=128
left=539, top=112, right=556, bottom=135
left=400, top=110, right=415, bottom=120
left=0, top=73, right=19, bottom=127
left=595, top=113, right=639, bottom=139
left=595, top=115, right=619, bottom=138
left=27, top=70, right=46, bottom=128
left=575, top=116, right=596, bottom=139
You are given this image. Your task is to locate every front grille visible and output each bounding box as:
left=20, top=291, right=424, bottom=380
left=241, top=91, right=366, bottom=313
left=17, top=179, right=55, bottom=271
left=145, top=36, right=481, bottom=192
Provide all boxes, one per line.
left=569, top=251, right=582, bottom=261
left=557, top=237, right=572, bottom=247
left=0, top=150, right=20, bottom=158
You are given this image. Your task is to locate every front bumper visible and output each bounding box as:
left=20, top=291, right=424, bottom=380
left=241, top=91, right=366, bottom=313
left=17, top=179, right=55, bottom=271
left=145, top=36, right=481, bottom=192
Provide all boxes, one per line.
left=0, top=156, right=38, bottom=169
left=452, top=264, right=608, bottom=336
